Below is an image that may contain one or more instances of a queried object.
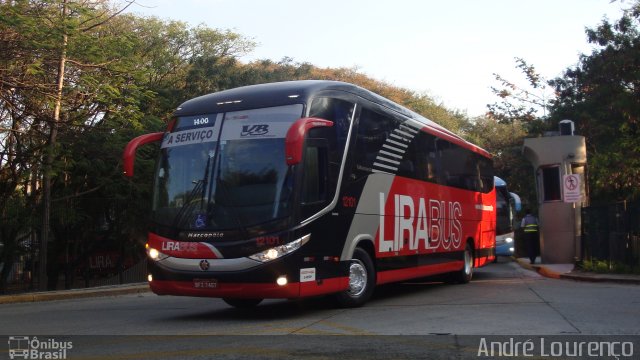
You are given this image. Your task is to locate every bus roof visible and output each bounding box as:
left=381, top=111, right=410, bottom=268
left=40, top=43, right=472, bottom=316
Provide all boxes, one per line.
left=174, top=80, right=489, bottom=157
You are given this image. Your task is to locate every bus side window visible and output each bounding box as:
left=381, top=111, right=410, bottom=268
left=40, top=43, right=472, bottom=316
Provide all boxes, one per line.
left=307, top=97, right=354, bottom=206
left=478, top=154, right=494, bottom=193
left=301, top=139, right=329, bottom=218
left=414, top=131, right=438, bottom=183
left=308, top=97, right=354, bottom=149
left=354, top=107, right=397, bottom=174
left=435, top=138, right=469, bottom=190
left=432, top=136, right=494, bottom=193
left=396, top=129, right=418, bottom=179
left=302, top=145, right=327, bottom=203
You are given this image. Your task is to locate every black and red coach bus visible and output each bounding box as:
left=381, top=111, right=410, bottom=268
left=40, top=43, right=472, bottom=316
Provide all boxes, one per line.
left=123, top=81, right=496, bottom=308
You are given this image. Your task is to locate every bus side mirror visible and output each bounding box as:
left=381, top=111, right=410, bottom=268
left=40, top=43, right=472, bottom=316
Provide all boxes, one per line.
left=285, top=117, right=333, bottom=166
left=123, top=132, right=164, bottom=177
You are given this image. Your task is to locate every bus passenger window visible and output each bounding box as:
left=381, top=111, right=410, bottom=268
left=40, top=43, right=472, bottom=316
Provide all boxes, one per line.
left=354, top=108, right=397, bottom=174
left=415, top=131, right=438, bottom=183
left=478, top=155, right=494, bottom=193
left=308, top=97, right=354, bottom=203
left=302, top=144, right=328, bottom=204
left=309, top=97, right=354, bottom=149
left=427, top=153, right=437, bottom=182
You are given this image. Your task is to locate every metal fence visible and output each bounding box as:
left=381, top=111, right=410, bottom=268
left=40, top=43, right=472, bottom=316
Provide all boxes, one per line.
left=581, top=201, right=640, bottom=269
left=0, top=236, right=147, bottom=295
left=1, top=195, right=151, bottom=294
left=92, top=260, right=147, bottom=287
left=1, top=246, right=147, bottom=294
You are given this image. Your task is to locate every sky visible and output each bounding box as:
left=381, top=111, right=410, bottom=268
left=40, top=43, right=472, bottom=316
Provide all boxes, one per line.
left=122, top=0, right=627, bottom=117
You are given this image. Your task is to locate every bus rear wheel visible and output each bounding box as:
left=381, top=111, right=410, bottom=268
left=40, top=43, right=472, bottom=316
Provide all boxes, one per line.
left=222, top=298, right=263, bottom=308
left=334, top=247, right=375, bottom=307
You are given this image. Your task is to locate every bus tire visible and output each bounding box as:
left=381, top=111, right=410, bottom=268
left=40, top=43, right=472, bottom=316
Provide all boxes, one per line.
left=451, top=242, right=474, bottom=284
left=334, top=247, right=375, bottom=307
left=222, top=298, right=263, bottom=308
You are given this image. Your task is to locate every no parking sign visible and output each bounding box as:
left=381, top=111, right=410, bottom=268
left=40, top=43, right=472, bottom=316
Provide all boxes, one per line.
left=563, top=174, right=582, bottom=203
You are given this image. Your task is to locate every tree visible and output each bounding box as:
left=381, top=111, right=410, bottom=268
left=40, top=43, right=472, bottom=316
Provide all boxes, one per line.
left=1, top=0, right=150, bottom=290
left=108, top=15, right=255, bottom=115
left=488, top=58, right=552, bottom=131
left=481, top=58, right=555, bottom=208
left=35, top=0, right=142, bottom=290
left=549, top=4, right=640, bottom=202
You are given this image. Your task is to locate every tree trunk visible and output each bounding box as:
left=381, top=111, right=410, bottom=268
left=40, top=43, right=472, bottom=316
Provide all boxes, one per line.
left=40, top=0, right=68, bottom=291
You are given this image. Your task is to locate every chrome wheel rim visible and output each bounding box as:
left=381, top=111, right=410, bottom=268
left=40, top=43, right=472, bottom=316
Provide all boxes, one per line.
left=348, top=259, right=367, bottom=297
left=464, top=247, right=473, bottom=276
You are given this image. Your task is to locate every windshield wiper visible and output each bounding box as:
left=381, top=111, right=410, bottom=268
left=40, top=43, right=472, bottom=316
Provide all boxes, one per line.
left=172, top=152, right=214, bottom=229
left=171, top=179, right=205, bottom=229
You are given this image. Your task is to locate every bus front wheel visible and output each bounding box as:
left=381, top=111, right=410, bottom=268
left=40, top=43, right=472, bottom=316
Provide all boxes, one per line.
left=334, top=247, right=375, bottom=307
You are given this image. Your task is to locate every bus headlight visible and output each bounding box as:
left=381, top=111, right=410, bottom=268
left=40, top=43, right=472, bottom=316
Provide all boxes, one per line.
left=249, top=234, right=310, bottom=263
left=147, top=247, right=168, bottom=261
left=506, top=237, right=514, bottom=243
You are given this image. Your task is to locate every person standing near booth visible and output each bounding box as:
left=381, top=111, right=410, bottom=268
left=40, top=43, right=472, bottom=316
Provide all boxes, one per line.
left=521, top=209, right=539, bottom=264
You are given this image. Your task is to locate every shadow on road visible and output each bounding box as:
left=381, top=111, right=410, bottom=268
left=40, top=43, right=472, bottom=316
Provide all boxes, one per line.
left=156, top=258, right=520, bottom=322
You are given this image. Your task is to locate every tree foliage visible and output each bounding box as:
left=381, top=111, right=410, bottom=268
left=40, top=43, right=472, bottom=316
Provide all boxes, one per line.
left=488, top=58, right=552, bottom=128
left=482, top=57, right=556, bottom=208
left=485, top=1, right=640, bottom=203
left=0, top=0, right=255, bottom=290
left=550, top=3, right=640, bottom=202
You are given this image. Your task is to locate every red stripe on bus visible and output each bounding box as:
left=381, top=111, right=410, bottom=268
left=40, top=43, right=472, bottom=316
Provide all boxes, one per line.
left=376, top=262, right=463, bottom=285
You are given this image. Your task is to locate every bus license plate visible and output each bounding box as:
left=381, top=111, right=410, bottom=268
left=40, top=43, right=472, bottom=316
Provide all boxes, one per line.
left=193, top=279, right=217, bottom=289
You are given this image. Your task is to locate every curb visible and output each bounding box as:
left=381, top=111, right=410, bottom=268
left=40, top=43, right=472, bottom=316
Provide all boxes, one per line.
left=534, top=265, right=562, bottom=279
left=559, top=272, right=640, bottom=285
left=514, top=258, right=640, bottom=285
left=514, top=258, right=562, bottom=279
left=0, top=283, right=151, bottom=305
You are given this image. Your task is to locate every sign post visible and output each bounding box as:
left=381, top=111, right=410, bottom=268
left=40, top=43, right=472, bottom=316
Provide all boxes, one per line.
left=563, top=174, right=581, bottom=203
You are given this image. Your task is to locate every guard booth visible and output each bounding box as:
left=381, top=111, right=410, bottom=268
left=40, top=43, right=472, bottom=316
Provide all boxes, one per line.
left=522, top=120, right=588, bottom=263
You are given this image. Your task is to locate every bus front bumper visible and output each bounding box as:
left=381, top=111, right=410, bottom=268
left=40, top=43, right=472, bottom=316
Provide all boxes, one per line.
left=146, top=258, right=349, bottom=299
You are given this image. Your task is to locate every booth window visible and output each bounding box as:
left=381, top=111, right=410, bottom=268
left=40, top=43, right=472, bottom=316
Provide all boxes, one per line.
left=541, top=166, right=561, bottom=201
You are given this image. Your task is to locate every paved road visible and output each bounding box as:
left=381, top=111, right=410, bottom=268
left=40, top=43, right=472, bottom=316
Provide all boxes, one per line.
left=1, top=259, right=639, bottom=359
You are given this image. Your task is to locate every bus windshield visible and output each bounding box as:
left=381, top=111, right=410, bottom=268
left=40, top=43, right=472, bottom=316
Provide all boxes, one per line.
left=152, top=104, right=304, bottom=231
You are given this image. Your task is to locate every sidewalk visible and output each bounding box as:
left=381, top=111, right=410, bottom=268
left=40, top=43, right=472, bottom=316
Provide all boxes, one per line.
left=0, top=283, right=150, bottom=305
left=515, top=257, right=640, bottom=285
